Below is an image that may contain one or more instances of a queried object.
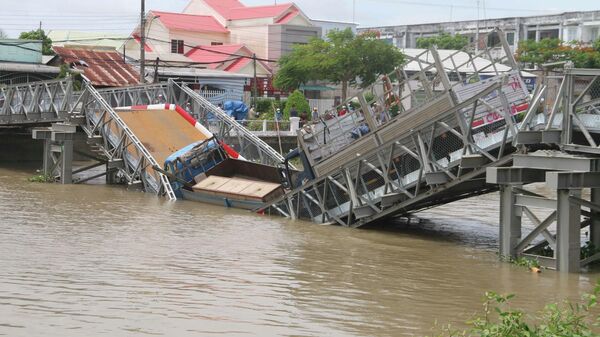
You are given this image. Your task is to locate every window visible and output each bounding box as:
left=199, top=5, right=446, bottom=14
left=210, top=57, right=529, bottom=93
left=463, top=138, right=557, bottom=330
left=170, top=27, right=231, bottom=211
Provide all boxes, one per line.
left=539, top=29, right=559, bottom=40
left=590, top=27, right=599, bottom=42
left=211, top=42, right=223, bottom=46
left=527, top=30, right=536, bottom=41
left=506, top=32, right=515, bottom=46
left=171, top=39, right=184, bottom=54
left=487, top=31, right=500, bottom=47
left=565, top=27, right=578, bottom=42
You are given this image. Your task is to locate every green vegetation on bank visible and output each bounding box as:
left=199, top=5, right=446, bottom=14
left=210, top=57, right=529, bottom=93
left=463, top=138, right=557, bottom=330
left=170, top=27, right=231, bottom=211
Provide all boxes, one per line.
left=28, top=174, right=53, bottom=183
left=430, top=280, right=600, bottom=337
left=274, top=28, right=404, bottom=101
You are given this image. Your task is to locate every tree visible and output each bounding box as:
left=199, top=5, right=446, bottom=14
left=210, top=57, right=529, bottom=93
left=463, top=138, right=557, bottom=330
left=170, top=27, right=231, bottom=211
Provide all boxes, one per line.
left=516, top=38, right=600, bottom=69
left=416, top=33, right=469, bottom=50
left=284, top=90, right=310, bottom=118
left=18, top=29, right=54, bottom=55
left=0, top=29, right=8, bottom=39
left=274, top=28, right=404, bottom=101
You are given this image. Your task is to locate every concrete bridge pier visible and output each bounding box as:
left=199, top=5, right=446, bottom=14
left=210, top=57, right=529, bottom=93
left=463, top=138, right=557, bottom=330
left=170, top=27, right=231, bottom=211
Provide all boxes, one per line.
left=487, top=152, right=600, bottom=273
left=32, top=123, right=76, bottom=184
left=498, top=184, right=522, bottom=259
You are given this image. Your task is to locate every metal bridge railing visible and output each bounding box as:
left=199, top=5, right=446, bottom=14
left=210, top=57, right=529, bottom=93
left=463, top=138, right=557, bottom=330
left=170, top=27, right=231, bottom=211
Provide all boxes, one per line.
left=94, top=80, right=290, bottom=168
left=517, top=65, right=600, bottom=154
left=261, top=29, right=533, bottom=227
left=0, top=78, right=75, bottom=125
left=301, top=29, right=520, bottom=171
left=75, top=79, right=176, bottom=200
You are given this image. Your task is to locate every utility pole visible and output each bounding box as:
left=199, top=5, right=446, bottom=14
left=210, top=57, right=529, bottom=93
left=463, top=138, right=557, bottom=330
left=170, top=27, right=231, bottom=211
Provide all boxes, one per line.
left=38, top=21, right=42, bottom=32
left=252, top=54, right=258, bottom=108
left=475, top=0, right=480, bottom=52
left=139, top=0, right=146, bottom=83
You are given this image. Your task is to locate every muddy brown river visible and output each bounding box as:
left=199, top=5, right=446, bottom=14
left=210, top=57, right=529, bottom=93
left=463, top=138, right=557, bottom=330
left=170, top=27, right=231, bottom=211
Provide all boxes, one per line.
left=0, top=165, right=598, bottom=336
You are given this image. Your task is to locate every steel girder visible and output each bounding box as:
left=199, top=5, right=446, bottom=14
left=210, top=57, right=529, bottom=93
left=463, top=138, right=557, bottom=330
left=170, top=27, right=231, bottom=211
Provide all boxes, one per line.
left=260, top=30, right=530, bottom=227
left=76, top=81, right=176, bottom=200
left=93, top=80, right=288, bottom=168
left=0, top=78, right=75, bottom=125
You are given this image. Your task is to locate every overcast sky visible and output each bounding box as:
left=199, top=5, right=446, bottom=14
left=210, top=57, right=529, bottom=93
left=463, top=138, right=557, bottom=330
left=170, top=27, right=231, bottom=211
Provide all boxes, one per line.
left=1, top=0, right=599, bottom=37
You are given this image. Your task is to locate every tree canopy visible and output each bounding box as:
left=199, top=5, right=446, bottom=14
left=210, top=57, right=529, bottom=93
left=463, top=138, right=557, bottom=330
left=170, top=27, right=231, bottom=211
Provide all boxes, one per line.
left=274, top=28, right=405, bottom=101
left=416, top=33, right=469, bottom=50
left=18, top=29, right=54, bottom=55
left=0, top=29, right=8, bottom=39
left=516, top=38, right=600, bottom=69
left=284, top=90, right=310, bottom=118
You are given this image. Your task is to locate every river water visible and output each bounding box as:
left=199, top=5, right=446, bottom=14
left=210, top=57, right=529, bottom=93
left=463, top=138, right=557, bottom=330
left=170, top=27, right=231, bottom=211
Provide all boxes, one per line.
left=0, top=165, right=598, bottom=337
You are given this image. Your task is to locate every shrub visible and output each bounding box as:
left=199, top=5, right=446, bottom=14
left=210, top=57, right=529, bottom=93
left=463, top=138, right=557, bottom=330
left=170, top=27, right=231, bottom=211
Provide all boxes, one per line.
left=283, top=90, right=310, bottom=119
left=430, top=280, right=600, bottom=337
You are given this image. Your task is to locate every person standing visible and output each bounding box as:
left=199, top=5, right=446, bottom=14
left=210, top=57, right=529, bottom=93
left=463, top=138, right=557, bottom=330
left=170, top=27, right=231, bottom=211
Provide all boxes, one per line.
left=311, top=107, right=319, bottom=122
left=275, top=108, right=283, bottom=122
left=249, top=105, right=257, bottom=118
left=290, top=105, right=298, bottom=118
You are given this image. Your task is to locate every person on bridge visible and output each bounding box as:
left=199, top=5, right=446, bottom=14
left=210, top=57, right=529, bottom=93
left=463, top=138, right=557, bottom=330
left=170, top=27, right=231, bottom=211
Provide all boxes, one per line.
left=290, top=105, right=298, bottom=118
left=311, top=107, right=319, bottom=122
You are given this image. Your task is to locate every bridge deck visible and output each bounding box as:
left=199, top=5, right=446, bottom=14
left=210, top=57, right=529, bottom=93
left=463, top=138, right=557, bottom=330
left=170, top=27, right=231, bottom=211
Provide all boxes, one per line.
left=116, top=108, right=208, bottom=165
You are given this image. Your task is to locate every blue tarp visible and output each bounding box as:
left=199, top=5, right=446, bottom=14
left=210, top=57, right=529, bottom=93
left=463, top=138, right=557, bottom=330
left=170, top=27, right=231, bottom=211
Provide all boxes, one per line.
left=223, top=100, right=249, bottom=121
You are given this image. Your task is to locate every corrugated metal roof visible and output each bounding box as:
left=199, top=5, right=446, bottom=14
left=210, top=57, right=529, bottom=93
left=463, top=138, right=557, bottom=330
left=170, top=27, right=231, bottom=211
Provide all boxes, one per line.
left=53, top=46, right=139, bottom=87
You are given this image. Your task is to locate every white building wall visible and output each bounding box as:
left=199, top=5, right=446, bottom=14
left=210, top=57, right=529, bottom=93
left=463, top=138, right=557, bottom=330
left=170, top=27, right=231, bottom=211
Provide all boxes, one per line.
left=169, top=30, right=229, bottom=54
left=229, top=26, right=269, bottom=59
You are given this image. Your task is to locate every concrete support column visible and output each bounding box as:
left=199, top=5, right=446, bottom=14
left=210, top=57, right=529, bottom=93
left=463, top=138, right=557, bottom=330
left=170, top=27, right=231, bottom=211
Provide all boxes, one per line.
left=60, top=140, right=73, bottom=184
left=591, top=188, right=600, bottom=248
left=499, top=185, right=522, bottom=258
left=556, top=189, right=582, bottom=273
left=42, top=138, right=52, bottom=177
left=106, top=166, right=118, bottom=185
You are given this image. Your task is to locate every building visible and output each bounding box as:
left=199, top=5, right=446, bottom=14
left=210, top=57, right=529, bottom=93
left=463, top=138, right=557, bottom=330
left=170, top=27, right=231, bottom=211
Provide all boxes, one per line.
left=182, top=0, right=321, bottom=61
left=121, top=0, right=323, bottom=98
left=47, top=30, right=128, bottom=50
left=311, top=19, right=358, bottom=39
left=48, top=46, right=139, bottom=87
left=360, top=10, right=600, bottom=54
left=0, top=39, right=60, bottom=86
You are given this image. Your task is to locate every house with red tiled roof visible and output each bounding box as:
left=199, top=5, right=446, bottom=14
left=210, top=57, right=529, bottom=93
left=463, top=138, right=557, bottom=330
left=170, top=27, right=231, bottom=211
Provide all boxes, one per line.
left=185, top=44, right=271, bottom=77
left=121, top=0, right=322, bottom=97
left=123, top=10, right=230, bottom=62
left=183, top=0, right=320, bottom=61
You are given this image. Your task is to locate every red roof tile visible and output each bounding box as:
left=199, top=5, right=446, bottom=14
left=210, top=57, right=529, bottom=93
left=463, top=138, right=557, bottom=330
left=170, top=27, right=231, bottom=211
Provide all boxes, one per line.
left=185, top=44, right=245, bottom=68
left=228, top=4, right=293, bottom=20
left=132, top=33, right=153, bottom=52
left=202, top=0, right=294, bottom=21
left=150, top=11, right=229, bottom=33
left=224, top=57, right=251, bottom=72
left=202, top=0, right=244, bottom=18
left=53, top=46, right=139, bottom=87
